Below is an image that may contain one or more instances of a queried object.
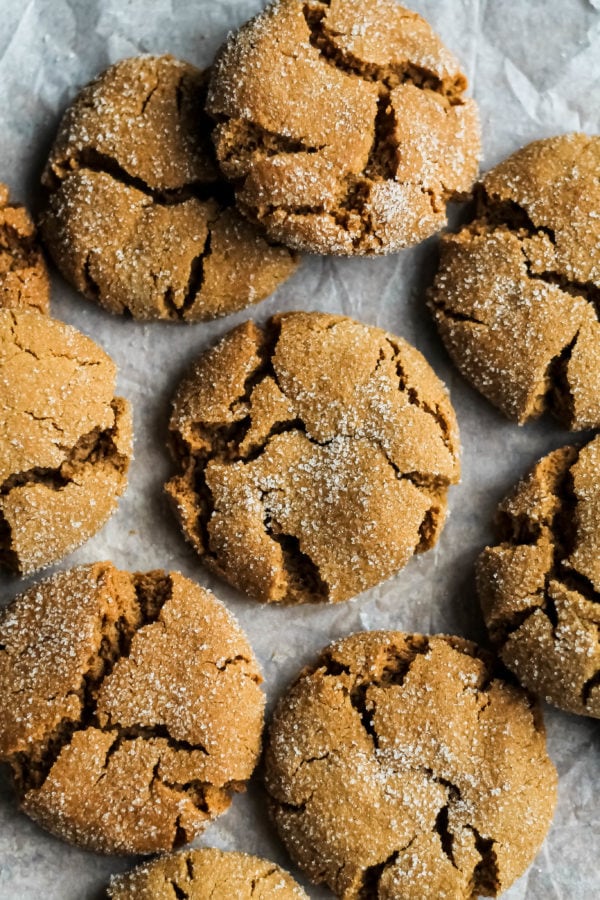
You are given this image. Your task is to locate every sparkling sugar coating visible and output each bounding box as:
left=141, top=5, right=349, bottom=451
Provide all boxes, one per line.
left=478, top=435, right=600, bottom=718
left=430, top=133, right=600, bottom=430
left=0, top=309, right=132, bottom=574
left=264, top=631, right=557, bottom=899
left=40, top=55, right=298, bottom=321
left=0, top=563, right=265, bottom=854
left=0, top=183, right=49, bottom=313
left=207, top=0, right=480, bottom=256
left=107, top=847, right=308, bottom=899
left=165, top=311, right=460, bottom=605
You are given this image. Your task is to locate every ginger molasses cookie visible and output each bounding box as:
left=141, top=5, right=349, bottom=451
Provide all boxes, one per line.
left=430, top=133, right=600, bottom=430
left=108, top=848, right=308, bottom=899
left=0, top=183, right=49, bottom=312
left=165, top=311, right=460, bottom=604
left=207, top=0, right=480, bottom=256
left=478, top=436, right=600, bottom=718
left=0, top=309, right=131, bottom=575
left=0, top=563, right=265, bottom=854
left=265, top=631, right=557, bottom=900
left=41, top=55, right=297, bottom=321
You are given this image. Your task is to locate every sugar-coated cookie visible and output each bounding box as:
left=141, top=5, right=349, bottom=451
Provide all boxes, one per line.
left=0, top=564, right=265, bottom=854
left=0, top=309, right=131, bottom=574
left=41, top=55, right=297, bottom=321
left=166, top=311, right=460, bottom=604
left=207, top=0, right=480, bottom=255
left=430, top=133, right=600, bottom=430
left=478, top=435, right=600, bottom=717
left=0, top=183, right=49, bottom=312
left=265, top=631, right=557, bottom=899
left=107, top=848, right=308, bottom=899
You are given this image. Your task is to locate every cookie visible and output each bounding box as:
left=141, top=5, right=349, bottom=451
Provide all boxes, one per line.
left=165, top=311, right=460, bottom=604
left=0, top=563, right=265, bottom=854
left=430, top=133, right=600, bottom=430
left=206, top=0, right=480, bottom=256
left=41, top=55, right=298, bottom=321
left=477, top=436, right=600, bottom=718
left=107, top=848, right=308, bottom=899
left=0, top=309, right=132, bottom=575
left=265, top=631, right=557, bottom=900
left=0, top=183, right=49, bottom=312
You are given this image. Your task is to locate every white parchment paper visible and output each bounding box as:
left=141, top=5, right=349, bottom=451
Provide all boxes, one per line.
left=0, top=1, right=599, bottom=897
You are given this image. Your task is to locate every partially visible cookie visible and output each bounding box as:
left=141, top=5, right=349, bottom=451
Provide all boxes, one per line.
left=41, top=55, right=298, bottom=321
left=0, top=564, right=265, bottom=854
left=107, top=848, right=308, bottom=899
left=477, top=435, right=600, bottom=717
left=0, top=309, right=131, bottom=574
left=0, top=183, right=49, bottom=312
left=430, top=133, right=600, bottom=430
left=165, top=311, right=460, bottom=604
left=207, top=0, right=480, bottom=255
left=265, top=631, right=557, bottom=900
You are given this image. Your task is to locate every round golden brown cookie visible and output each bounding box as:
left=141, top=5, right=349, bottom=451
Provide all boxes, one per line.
left=107, top=848, right=308, bottom=899
left=0, top=183, right=49, bottom=312
left=40, top=55, right=298, bottom=321
left=430, top=133, right=600, bottom=430
left=206, top=0, right=480, bottom=256
left=0, top=563, right=265, bottom=854
left=0, top=309, right=132, bottom=575
left=478, top=435, right=600, bottom=718
left=264, top=631, right=557, bottom=900
left=165, top=311, right=460, bottom=604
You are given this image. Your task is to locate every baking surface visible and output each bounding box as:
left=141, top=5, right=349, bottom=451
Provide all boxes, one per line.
left=0, top=0, right=599, bottom=897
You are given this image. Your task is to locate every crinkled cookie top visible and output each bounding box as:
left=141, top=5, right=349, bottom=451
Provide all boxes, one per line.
left=166, top=311, right=459, bottom=604
left=41, top=55, right=297, bottom=321
left=478, top=435, right=600, bottom=718
left=430, top=133, right=600, bottom=430
left=265, top=630, right=556, bottom=899
left=0, top=563, right=264, bottom=854
left=0, top=309, right=131, bottom=574
left=207, top=0, right=480, bottom=255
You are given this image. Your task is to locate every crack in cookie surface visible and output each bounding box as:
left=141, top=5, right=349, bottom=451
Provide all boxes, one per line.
left=50, top=146, right=235, bottom=208
left=166, top=312, right=460, bottom=604
left=0, top=405, right=129, bottom=498
left=41, top=55, right=297, bottom=321
left=477, top=436, right=600, bottom=717
left=430, top=134, right=600, bottom=429
left=0, top=310, right=132, bottom=575
left=264, top=631, right=556, bottom=899
left=301, top=1, right=465, bottom=100
left=207, top=0, right=480, bottom=255
left=0, top=563, right=264, bottom=854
